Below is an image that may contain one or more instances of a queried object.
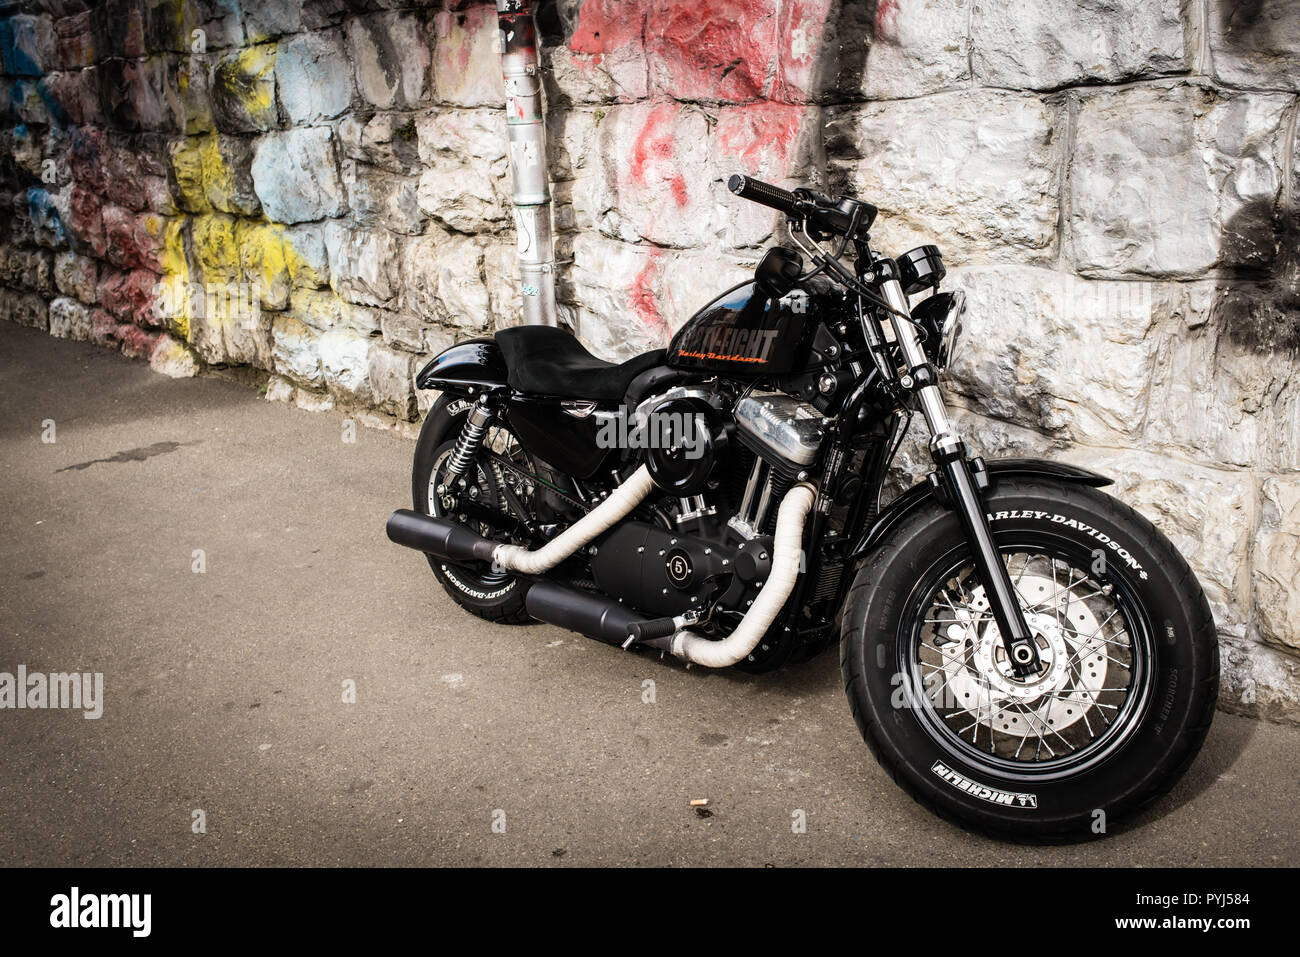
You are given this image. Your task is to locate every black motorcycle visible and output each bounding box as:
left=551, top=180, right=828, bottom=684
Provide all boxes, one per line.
left=387, top=174, right=1219, bottom=842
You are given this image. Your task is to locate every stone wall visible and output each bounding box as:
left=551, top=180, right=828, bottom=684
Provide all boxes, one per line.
left=2, top=0, right=1298, bottom=720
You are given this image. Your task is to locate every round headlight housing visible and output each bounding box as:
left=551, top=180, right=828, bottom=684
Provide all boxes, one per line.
left=935, top=289, right=965, bottom=372
left=911, top=289, right=967, bottom=373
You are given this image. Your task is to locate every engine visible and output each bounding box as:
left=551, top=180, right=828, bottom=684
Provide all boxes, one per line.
left=589, top=387, right=828, bottom=622
left=732, top=391, right=825, bottom=469
left=728, top=390, right=825, bottom=536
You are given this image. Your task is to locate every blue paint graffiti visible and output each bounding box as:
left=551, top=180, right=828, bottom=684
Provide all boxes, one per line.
left=1, top=16, right=44, bottom=77
left=27, top=187, right=68, bottom=247
left=8, top=76, right=68, bottom=129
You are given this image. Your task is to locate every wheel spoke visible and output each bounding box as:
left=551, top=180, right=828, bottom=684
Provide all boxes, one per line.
left=911, top=544, right=1145, bottom=769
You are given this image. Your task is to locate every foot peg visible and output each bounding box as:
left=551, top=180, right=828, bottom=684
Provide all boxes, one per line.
left=623, top=611, right=700, bottom=649
left=624, top=616, right=677, bottom=648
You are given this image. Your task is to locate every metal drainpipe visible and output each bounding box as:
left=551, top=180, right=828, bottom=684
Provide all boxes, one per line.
left=496, top=0, right=559, bottom=326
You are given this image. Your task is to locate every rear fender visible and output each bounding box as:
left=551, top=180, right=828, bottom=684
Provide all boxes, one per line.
left=415, top=338, right=508, bottom=396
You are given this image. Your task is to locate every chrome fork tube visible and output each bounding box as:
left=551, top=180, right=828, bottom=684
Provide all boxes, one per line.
left=878, top=277, right=1041, bottom=676
left=879, top=278, right=956, bottom=449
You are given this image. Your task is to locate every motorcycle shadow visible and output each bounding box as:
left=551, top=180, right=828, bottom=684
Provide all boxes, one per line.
left=1120, top=704, right=1258, bottom=833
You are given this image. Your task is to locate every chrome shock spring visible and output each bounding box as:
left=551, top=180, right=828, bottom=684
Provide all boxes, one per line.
left=446, top=401, right=494, bottom=478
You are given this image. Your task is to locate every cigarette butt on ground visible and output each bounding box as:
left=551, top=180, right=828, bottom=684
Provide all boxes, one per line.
left=690, top=798, right=710, bottom=807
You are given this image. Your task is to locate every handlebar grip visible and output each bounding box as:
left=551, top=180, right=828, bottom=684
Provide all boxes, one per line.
left=728, top=173, right=799, bottom=216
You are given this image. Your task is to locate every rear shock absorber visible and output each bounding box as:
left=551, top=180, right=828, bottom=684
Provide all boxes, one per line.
left=446, top=399, right=494, bottom=479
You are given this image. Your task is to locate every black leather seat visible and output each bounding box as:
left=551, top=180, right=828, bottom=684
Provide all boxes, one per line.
left=496, top=326, right=665, bottom=401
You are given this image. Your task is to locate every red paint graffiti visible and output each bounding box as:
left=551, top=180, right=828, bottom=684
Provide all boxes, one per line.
left=629, top=101, right=688, bottom=207
left=567, top=2, right=838, bottom=338
left=435, top=8, right=489, bottom=76
left=569, top=0, right=643, bottom=65
left=629, top=248, right=667, bottom=332
left=645, top=1, right=777, bottom=102
left=875, top=0, right=901, bottom=42
left=772, top=0, right=832, bottom=101
left=716, top=101, right=802, bottom=178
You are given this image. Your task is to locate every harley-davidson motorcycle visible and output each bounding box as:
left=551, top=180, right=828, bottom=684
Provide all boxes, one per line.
left=387, top=174, right=1219, bottom=842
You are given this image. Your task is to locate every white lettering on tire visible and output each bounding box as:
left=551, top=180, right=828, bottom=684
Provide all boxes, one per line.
left=931, top=761, right=1039, bottom=808
left=987, top=510, right=1148, bottom=580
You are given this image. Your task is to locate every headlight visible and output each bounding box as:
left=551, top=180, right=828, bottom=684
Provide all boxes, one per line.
left=936, top=289, right=965, bottom=372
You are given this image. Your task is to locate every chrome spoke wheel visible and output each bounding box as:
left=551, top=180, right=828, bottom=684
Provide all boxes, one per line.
left=905, top=542, right=1154, bottom=775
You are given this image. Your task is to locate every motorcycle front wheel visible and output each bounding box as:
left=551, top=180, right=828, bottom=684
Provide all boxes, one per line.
left=840, top=477, right=1219, bottom=843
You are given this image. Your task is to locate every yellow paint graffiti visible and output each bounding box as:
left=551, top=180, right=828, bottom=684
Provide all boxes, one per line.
left=163, top=143, right=303, bottom=348
left=221, top=45, right=277, bottom=119
left=235, top=221, right=298, bottom=311
left=155, top=40, right=320, bottom=369
left=199, top=136, right=233, bottom=209
left=159, top=218, right=192, bottom=340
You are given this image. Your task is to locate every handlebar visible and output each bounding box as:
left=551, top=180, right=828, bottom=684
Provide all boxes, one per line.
left=727, top=173, right=800, bottom=215
left=727, top=173, right=876, bottom=240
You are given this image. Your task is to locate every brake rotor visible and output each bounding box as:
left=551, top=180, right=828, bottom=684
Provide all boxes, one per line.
left=930, top=567, right=1110, bottom=738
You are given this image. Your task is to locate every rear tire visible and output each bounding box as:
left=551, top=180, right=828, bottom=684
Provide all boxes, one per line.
left=840, top=478, right=1218, bottom=843
left=412, top=395, right=532, bottom=625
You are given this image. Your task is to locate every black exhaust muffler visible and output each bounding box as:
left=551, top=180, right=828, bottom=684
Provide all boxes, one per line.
left=524, top=580, right=649, bottom=648
left=387, top=509, right=500, bottom=563
left=388, top=509, right=655, bottom=648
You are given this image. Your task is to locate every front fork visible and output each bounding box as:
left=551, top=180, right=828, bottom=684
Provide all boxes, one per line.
left=875, top=270, right=1043, bottom=677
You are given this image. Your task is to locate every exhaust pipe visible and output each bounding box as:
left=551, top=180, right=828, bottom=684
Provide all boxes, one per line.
left=491, top=465, right=654, bottom=574
left=388, top=465, right=655, bottom=575
left=387, top=509, right=500, bottom=563
left=386, top=510, right=654, bottom=645
left=387, top=470, right=819, bottom=669
left=668, top=483, right=816, bottom=668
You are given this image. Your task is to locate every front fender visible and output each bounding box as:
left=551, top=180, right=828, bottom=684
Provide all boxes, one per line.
left=851, top=457, right=1112, bottom=560
left=415, top=337, right=508, bottom=395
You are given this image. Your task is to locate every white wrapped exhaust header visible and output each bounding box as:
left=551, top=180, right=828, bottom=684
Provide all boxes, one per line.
left=485, top=465, right=818, bottom=669
left=669, top=482, right=816, bottom=668
left=492, top=465, right=655, bottom=575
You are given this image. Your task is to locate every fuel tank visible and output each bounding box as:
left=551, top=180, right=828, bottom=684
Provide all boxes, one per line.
left=666, top=279, right=836, bottom=376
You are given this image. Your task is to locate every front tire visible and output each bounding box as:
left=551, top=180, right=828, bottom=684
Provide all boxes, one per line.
left=840, top=478, right=1218, bottom=843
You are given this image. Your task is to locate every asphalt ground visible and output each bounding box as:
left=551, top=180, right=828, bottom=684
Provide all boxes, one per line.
left=1, top=320, right=1296, bottom=866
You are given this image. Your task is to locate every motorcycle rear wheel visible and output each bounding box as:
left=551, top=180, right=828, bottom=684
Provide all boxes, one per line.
left=411, top=395, right=532, bottom=625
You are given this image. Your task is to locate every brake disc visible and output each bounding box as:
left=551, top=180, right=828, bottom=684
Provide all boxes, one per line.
left=930, top=565, right=1110, bottom=739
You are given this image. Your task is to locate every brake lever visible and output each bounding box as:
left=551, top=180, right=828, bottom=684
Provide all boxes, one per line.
left=794, top=187, right=838, bottom=207
left=785, top=200, right=835, bottom=242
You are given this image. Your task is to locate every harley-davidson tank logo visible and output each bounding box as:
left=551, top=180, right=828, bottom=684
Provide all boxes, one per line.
left=931, top=761, right=1038, bottom=808
left=674, top=326, right=780, bottom=364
